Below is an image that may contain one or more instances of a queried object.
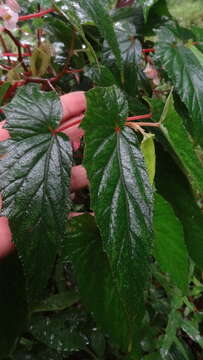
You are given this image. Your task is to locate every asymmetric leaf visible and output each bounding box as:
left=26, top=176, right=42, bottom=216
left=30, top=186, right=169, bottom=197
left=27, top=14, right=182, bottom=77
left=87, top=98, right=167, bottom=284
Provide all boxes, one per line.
left=154, top=194, right=189, bottom=293
left=82, top=86, right=153, bottom=332
left=65, top=215, right=137, bottom=352
left=0, top=85, right=72, bottom=304
left=155, top=145, right=203, bottom=269
left=156, top=25, right=203, bottom=146
left=159, top=92, right=203, bottom=198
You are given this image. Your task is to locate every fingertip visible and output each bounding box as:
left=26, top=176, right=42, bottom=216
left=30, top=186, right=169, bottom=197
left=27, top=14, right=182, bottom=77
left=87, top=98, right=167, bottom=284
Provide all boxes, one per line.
left=60, top=91, right=86, bottom=123
left=71, top=165, right=89, bottom=192
left=0, top=217, right=14, bottom=259
left=0, top=120, right=10, bottom=141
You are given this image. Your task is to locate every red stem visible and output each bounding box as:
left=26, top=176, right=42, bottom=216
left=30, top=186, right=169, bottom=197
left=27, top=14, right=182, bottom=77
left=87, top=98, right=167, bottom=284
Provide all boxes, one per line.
left=54, top=113, right=154, bottom=134
left=127, top=113, right=152, bottom=121
left=54, top=119, right=82, bottom=134
left=142, top=48, right=155, bottom=53
left=19, top=8, right=55, bottom=21
left=0, top=52, right=31, bottom=57
left=133, top=122, right=160, bottom=127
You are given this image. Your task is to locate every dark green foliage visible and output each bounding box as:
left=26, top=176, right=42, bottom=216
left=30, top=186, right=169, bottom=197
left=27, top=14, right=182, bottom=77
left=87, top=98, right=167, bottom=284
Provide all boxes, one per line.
left=0, top=0, right=203, bottom=359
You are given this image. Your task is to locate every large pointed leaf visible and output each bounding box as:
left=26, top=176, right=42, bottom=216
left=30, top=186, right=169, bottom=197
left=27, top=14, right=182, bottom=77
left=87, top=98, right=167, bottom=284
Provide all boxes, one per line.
left=65, top=215, right=138, bottom=352
left=0, top=85, right=72, bottom=304
left=154, top=194, right=189, bottom=293
left=156, top=24, right=203, bottom=146
left=82, top=86, right=153, bottom=330
left=155, top=144, right=203, bottom=269
left=159, top=92, right=203, bottom=198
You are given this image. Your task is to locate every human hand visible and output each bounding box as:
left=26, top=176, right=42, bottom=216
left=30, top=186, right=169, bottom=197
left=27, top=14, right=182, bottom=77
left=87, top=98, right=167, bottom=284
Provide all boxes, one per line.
left=0, top=91, right=88, bottom=259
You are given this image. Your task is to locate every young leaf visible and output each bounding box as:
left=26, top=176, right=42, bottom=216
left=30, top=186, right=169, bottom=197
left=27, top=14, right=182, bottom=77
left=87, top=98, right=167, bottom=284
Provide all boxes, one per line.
left=156, top=24, right=203, bottom=146
left=0, top=85, right=72, bottom=304
left=82, top=86, right=153, bottom=333
left=141, top=133, right=156, bottom=185
left=31, top=42, right=52, bottom=77
left=65, top=214, right=138, bottom=352
left=159, top=92, right=203, bottom=198
left=154, top=194, right=189, bottom=293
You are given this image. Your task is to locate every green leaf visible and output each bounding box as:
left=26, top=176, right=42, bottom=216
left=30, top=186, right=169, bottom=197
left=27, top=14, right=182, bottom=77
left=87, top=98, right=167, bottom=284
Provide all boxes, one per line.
left=33, top=291, right=80, bottom=313
left=160, top=296, right=183, bottom=359
left=141, top=133, right=156, bottom=185
left=188, top=44, right=203, bottom=67
left=56, top=2, right=98, bottom=65
left=30, top=43, right=51, bottom=77
left=154, top=194, right=189, bottom=293
left=65, top=214, right=138, bottom=352
left=30, top=310, right=87, bottom=352
left=181, top=319, right=203, bottom=348
left=0, top=82, right=10, bottom=105
left=0, top=253, right=27, bottom=358
left=79, top=0, right=123, bottom=73
left=14, top=345, right=62, bottom=360
left=156, top=24, right=203, bottom=146
left=159, top=92, right=203, bottom=198
left=82, top=86, right=153, bottom=337
left=139, top=0, right=159, bottom=22
left=0, top=85, right=72, bottom=304
left=155, top=144, right=203, bottom=269
left=103, top=22, right=142, bottom=95
left=85, top=65, right=117, bottom=87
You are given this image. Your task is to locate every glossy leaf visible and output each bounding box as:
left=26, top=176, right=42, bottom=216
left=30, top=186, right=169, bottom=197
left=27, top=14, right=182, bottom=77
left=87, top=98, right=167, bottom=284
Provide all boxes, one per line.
left=30, top=310, right=88, bottom=352
left=141, top=133, right=155, bottom=185
left=156, top=24, right=203, bottom=146
left=82, top=86, right=153, bottom=334
left=65, top=214, right=136, bottom=352
left=57, top=2, right=98, bottom=65
left=154, top=194, right=189, bottom=293
left=139, top=0, right=159, bottom=21
left=155, top=144, right=203, bottom=269
left=79, top=0, right=123, bottom=72
left=0, top=85, right=72, bottom=304
left=188, top=45, right=203, bottom=67
left=33, top=291, right=80, bottom=313
left=159, top=92, right=203, bottom=198
left=181, top=319, right=203, bottom=348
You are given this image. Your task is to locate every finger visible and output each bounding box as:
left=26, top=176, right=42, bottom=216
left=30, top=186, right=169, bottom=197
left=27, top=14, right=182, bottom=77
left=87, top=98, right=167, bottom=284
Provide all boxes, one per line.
left=0, top=217, right=14, bottom=259
left=70, top=165, right=89, bottom=192
left=63, top=126, right=84, bottom=151
left=68, top=212, right=94, bottom=219
left=0, top=120, right=10, bottom=141
left=60, top=91, right=86, bottom=123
